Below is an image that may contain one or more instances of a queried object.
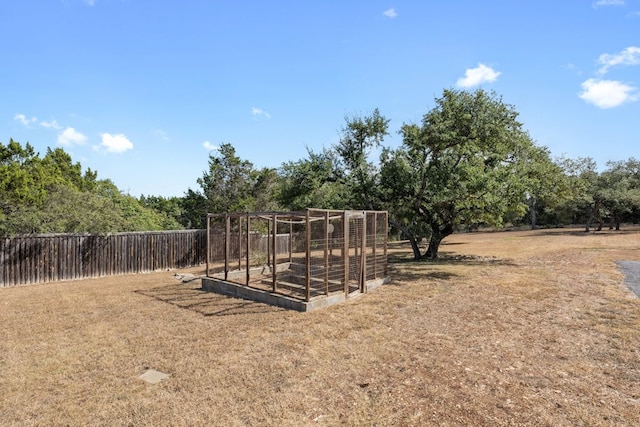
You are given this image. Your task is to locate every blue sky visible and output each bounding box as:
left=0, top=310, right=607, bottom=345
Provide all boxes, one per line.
left=2, top=0, right=639, bottom=197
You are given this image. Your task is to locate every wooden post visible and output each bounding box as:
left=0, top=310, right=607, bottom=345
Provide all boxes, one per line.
left=288, top=219, right=293, bottom=263
left=372, top=212, right=377, bottom=279
left=225, top=215, right=230, bottom=281
left=206, top=214, right=210, bottom=278
left=383, top=212, right=388, bottom=277
left=361, top=212, right=367, bottom=293
left=272, top=214, right=277, bottom=293
left=305, top=210, right=311, bottom=302
left=343, top=210, right=349, bottom=297
left=266, top=218, right=271, bottom=267
left=238, top=216, right=242, bottom=272
left=324, top=210, right=329, bottom=295
left=245, top=214, right=251, bottom=286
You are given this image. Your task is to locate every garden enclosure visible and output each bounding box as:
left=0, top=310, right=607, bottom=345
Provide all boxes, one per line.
left=203, top=209, right=389, bottom=310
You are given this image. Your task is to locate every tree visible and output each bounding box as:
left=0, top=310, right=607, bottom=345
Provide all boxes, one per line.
left=0, top=139, right=45, bottom=211
left=252, top=167, right=282, bottom=212
left=335, top=108, right=389, bottom=209
left=277, top=148, right=348, bottom=211
left=523, top=151, right=576, bottom=229
left=139, top=194, right=187, bottom=228
left=179, top=189, right=208, bottom=229
left=0, top=139, right=181, bottom=235
left=589, top=159, right=640, bottom=231
left=197, top=143, right=258, bottom=214
left=380, top=89, right=541, bottom=260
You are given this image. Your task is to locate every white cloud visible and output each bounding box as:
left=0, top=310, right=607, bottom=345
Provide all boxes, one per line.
left=251, top=107, right=271, bottom=119
left=456, top=64, right=501, bottom=88
left=100, top=133, right=133, bottom=153
left=57, top=127, right=87, bottom=146
left=202, top=141, right=219, bottom=151
left=579, top=78, right=638, bottom=108
left=597, top=46, right=640, bottom=75
left=40, top=119, right=62, bottom=130
left=154, top=129, right=170, bottom=141
left=83, top=0, right=96, bottom=6
left=14, top=113, right=37, bottom=127
left=593, top=0, right=624, bottom=8
left=383, top=8, right=398, bottom=18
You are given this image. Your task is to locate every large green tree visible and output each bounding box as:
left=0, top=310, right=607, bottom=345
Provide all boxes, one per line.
left=194, top=142, right=282, bottom=218
left=197, top=143, right=257, bottom=214
left=380, top=89, right=543, bottom=260
left=335, top=108, right=389, bottom=209
left=0, top=139, right=181, bottom=235
left=523, top=151, right=577, bottom=229
left=586, top=158, right=640, bottom=231
left=277, top=148, right=348, bottom=211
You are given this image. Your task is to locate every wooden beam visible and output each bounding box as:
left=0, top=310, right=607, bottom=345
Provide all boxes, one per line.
left=245, top=214, right=250, bottom=286
left=206, top=214, right=210, bottom=277
left=361, top=213, right=367, bottom=293
left=324, top=210, right=329, bottom=295
left=305, top=209, right=311, bottom=302
left=225, top=215, right=230, bottom=281
left=343, top=210, right=349, bottom=298
left=272, top=213, right=277, bottom=293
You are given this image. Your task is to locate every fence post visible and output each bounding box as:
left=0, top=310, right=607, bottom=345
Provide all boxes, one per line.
left=245, top=214, right=251, bottom=286
left=324, top=210, right=329, bottom=295
left=361, top=212, right=367, bottom=293
left=272, top=213, right=277, bottom=293
left=225, top=215, right=230, bottom=281
left=305, top=209, right=311, bottom=302
left=343, top=210, right=349, bottom=298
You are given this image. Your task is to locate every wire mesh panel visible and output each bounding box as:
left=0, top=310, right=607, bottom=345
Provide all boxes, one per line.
left=365, top=211, right=388, bottom=281
left=206, top=215, right=227, bottom=276
left=206, top=209, right=388, bottom=303
left=272, top=213, right=307, bottom=299
left=326, top=213, right=346, bottom=294
left=347, top=212, right=365, bottom=294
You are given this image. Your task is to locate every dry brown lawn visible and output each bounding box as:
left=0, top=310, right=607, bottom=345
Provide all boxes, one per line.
left=1, top=228, right=639, bottom=426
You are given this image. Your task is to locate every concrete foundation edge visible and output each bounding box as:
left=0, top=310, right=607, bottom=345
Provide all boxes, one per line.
left=201, top=276, right=390, bottom=312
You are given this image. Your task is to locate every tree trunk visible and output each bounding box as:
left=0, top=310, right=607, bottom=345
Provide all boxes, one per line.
left=389, top=217, right=422, bottom=261
left=423, top=223, right=454, bottom=260
left=586, top=199, right=601, bottom=232
left=529, top=197, right=537, bottom=230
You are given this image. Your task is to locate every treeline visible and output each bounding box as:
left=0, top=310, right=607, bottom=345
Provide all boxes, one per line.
left=4, top=88, right=639, bottom=260
left=0, top=140, right=182, bottom=235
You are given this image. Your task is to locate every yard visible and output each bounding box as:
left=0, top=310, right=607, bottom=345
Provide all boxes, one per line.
left=1, top=228, right=639, bottom=426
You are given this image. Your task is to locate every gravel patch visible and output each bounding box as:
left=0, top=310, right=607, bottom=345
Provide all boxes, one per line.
left=616, top=260, right=640, bottom=298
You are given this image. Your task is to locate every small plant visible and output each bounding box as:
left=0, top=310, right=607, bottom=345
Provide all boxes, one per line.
left=250, top=251, right=268, bottom=267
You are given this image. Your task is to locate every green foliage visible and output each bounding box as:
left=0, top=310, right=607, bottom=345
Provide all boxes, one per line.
left=0, top=140, right=181, bottom=235
left=179, top=189, right=208, bottom=229
left=590, top=158, right=640, bottom=230
left=335, top=108, right=390, bottom=209
left=6, top=89, right=640, bottom=244
left=139, top=194, right=188, bottom=228
left=197, top=143, right=259, bottom=213
left=380, top=89, right=542, bottom=259
left=252, top=167, right=282, bottom=212
left=277, top=148, right=348, bottom=211
left=192, top=143, right=284, bottom=224
left=530, top=156, right=598, bottom=226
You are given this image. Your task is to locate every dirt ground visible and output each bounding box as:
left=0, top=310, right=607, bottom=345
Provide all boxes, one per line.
left=1, top=227, right=639, bottom=426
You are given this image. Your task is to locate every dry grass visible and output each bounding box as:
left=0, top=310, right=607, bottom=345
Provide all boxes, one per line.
left=1, top=227, right=639, bottom=426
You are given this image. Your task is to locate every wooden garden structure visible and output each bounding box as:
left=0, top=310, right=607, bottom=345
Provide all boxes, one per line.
left=202, top=209, right=389, bottom=311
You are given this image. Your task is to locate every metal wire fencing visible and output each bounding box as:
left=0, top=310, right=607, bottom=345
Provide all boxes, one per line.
left=206, top=209, right=388, bottom=302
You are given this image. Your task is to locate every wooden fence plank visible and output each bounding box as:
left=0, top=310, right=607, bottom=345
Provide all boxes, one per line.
left=0, top=230, right=207, bottom=287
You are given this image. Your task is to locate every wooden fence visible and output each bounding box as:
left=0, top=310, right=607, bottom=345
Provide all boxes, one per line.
left=0, top=230, right=207, bottom=287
